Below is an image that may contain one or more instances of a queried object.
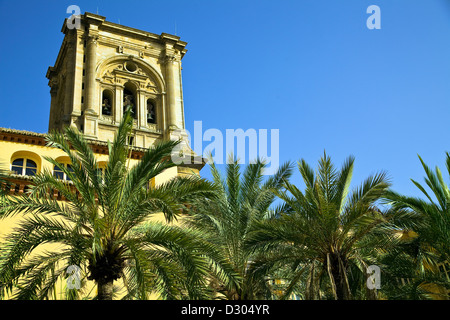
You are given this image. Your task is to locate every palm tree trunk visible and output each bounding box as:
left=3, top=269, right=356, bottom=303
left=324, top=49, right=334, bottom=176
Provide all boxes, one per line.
left=331, top=267, right=349, bottom=300
left=327, top=253, right=351, bottom=300
left=306, top=263, right=315, bottom=300
left=97, top=279, right=114, bottom=300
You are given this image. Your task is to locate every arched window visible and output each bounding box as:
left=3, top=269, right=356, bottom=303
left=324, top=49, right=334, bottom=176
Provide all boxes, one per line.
left=11, top=158, right=37, bottom=176
left=123, top=82, right=137, bottom=119
left=53, top=163, right=74, bottom=181
left=146, top=99, right=156, bottom=124
left=102, top=90, right=113, bottom=116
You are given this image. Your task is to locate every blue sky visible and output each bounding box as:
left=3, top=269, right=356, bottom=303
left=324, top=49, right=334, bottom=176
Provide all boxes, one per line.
left=1, top=0, right=450, bottom=199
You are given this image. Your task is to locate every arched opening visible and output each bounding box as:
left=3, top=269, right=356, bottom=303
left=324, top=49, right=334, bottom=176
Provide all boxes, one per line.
left=11, top=158, right=37, bottom=176
left=123, top=82, right=137, bottom=119
left=10, top=151, right=41, bottom=176
left=98, top=56, right=166, bottom=94
left=102, top=89, right=113, bottom=116
left=53, top=156, right=74, bottom=181
left=146, top=99, right=156, bottom=124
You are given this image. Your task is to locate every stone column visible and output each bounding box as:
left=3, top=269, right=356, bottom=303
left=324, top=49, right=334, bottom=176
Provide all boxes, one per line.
left=114, top=83, right=124, bottom=124
left=164, top=55, right=180, bottom=130
left=164, top=54, right=190, bottom=152
left=71, top=29, right=85, bottom=119
left=160, top=92, right=167, bottom=138
left=84, top=32, right=98, bottom=114
left=138, top=90, right=147, bottom=128
left=82, top=28, right=99, bottom=138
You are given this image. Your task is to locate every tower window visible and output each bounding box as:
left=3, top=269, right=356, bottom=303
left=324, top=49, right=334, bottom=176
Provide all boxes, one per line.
left=146, top=100, right=156, bottom=124
left=102, top=90, right=113, bottom=116
left=11, top=158, right=37, bottom=176
left=123, top=83, right=137, bottom=119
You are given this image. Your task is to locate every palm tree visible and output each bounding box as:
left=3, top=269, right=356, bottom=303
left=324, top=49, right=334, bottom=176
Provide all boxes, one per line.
left=0, top=110, right=236, bottom=300
left=183, top=156, right=293, bottom=300
left=383, top=154, right=450, bottom=299
left=247, top=153, right=393, bottom=300
left=0, top=167, right=10, bottom=196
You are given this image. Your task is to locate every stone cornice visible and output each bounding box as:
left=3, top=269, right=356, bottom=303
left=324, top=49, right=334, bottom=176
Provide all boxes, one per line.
left=83, top=12, right=106, bottom=26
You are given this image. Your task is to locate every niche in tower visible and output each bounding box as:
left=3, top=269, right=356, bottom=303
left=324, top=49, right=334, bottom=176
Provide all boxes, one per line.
left=146, top=99, right=156, bottom=124
left=123, top=82, right=137, bottom=119
left=101, top=89, right=113, bottom=116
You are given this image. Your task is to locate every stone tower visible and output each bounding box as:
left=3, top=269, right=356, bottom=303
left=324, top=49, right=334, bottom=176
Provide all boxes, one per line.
left=46, top=12, right=189, bottom=150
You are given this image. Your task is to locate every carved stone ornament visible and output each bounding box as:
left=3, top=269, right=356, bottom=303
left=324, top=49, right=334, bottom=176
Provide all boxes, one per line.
left=100, top=60, right=160, bottom=92
left=87, top=34, right=99, bottom=45
left=102, top=71, right=114, bottom=84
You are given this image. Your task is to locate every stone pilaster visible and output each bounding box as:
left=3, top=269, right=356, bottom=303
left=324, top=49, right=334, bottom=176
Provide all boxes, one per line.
left=164, top=54, right=179, bottom=130
left=82, top=27, right=99, bottom=138
left=114, top=83, right=124, bottom=124
left=84, top=31, right=98, bottom=114
left=137, top=89, right=147, bottom=129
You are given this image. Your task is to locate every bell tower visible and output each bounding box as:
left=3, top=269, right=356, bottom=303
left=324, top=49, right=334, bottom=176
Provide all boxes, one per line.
left=46, top=12, right=189, bottom=149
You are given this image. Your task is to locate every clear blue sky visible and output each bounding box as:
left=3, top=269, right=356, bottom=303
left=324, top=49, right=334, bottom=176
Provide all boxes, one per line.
left=1, top=0, right=450, bottom=199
